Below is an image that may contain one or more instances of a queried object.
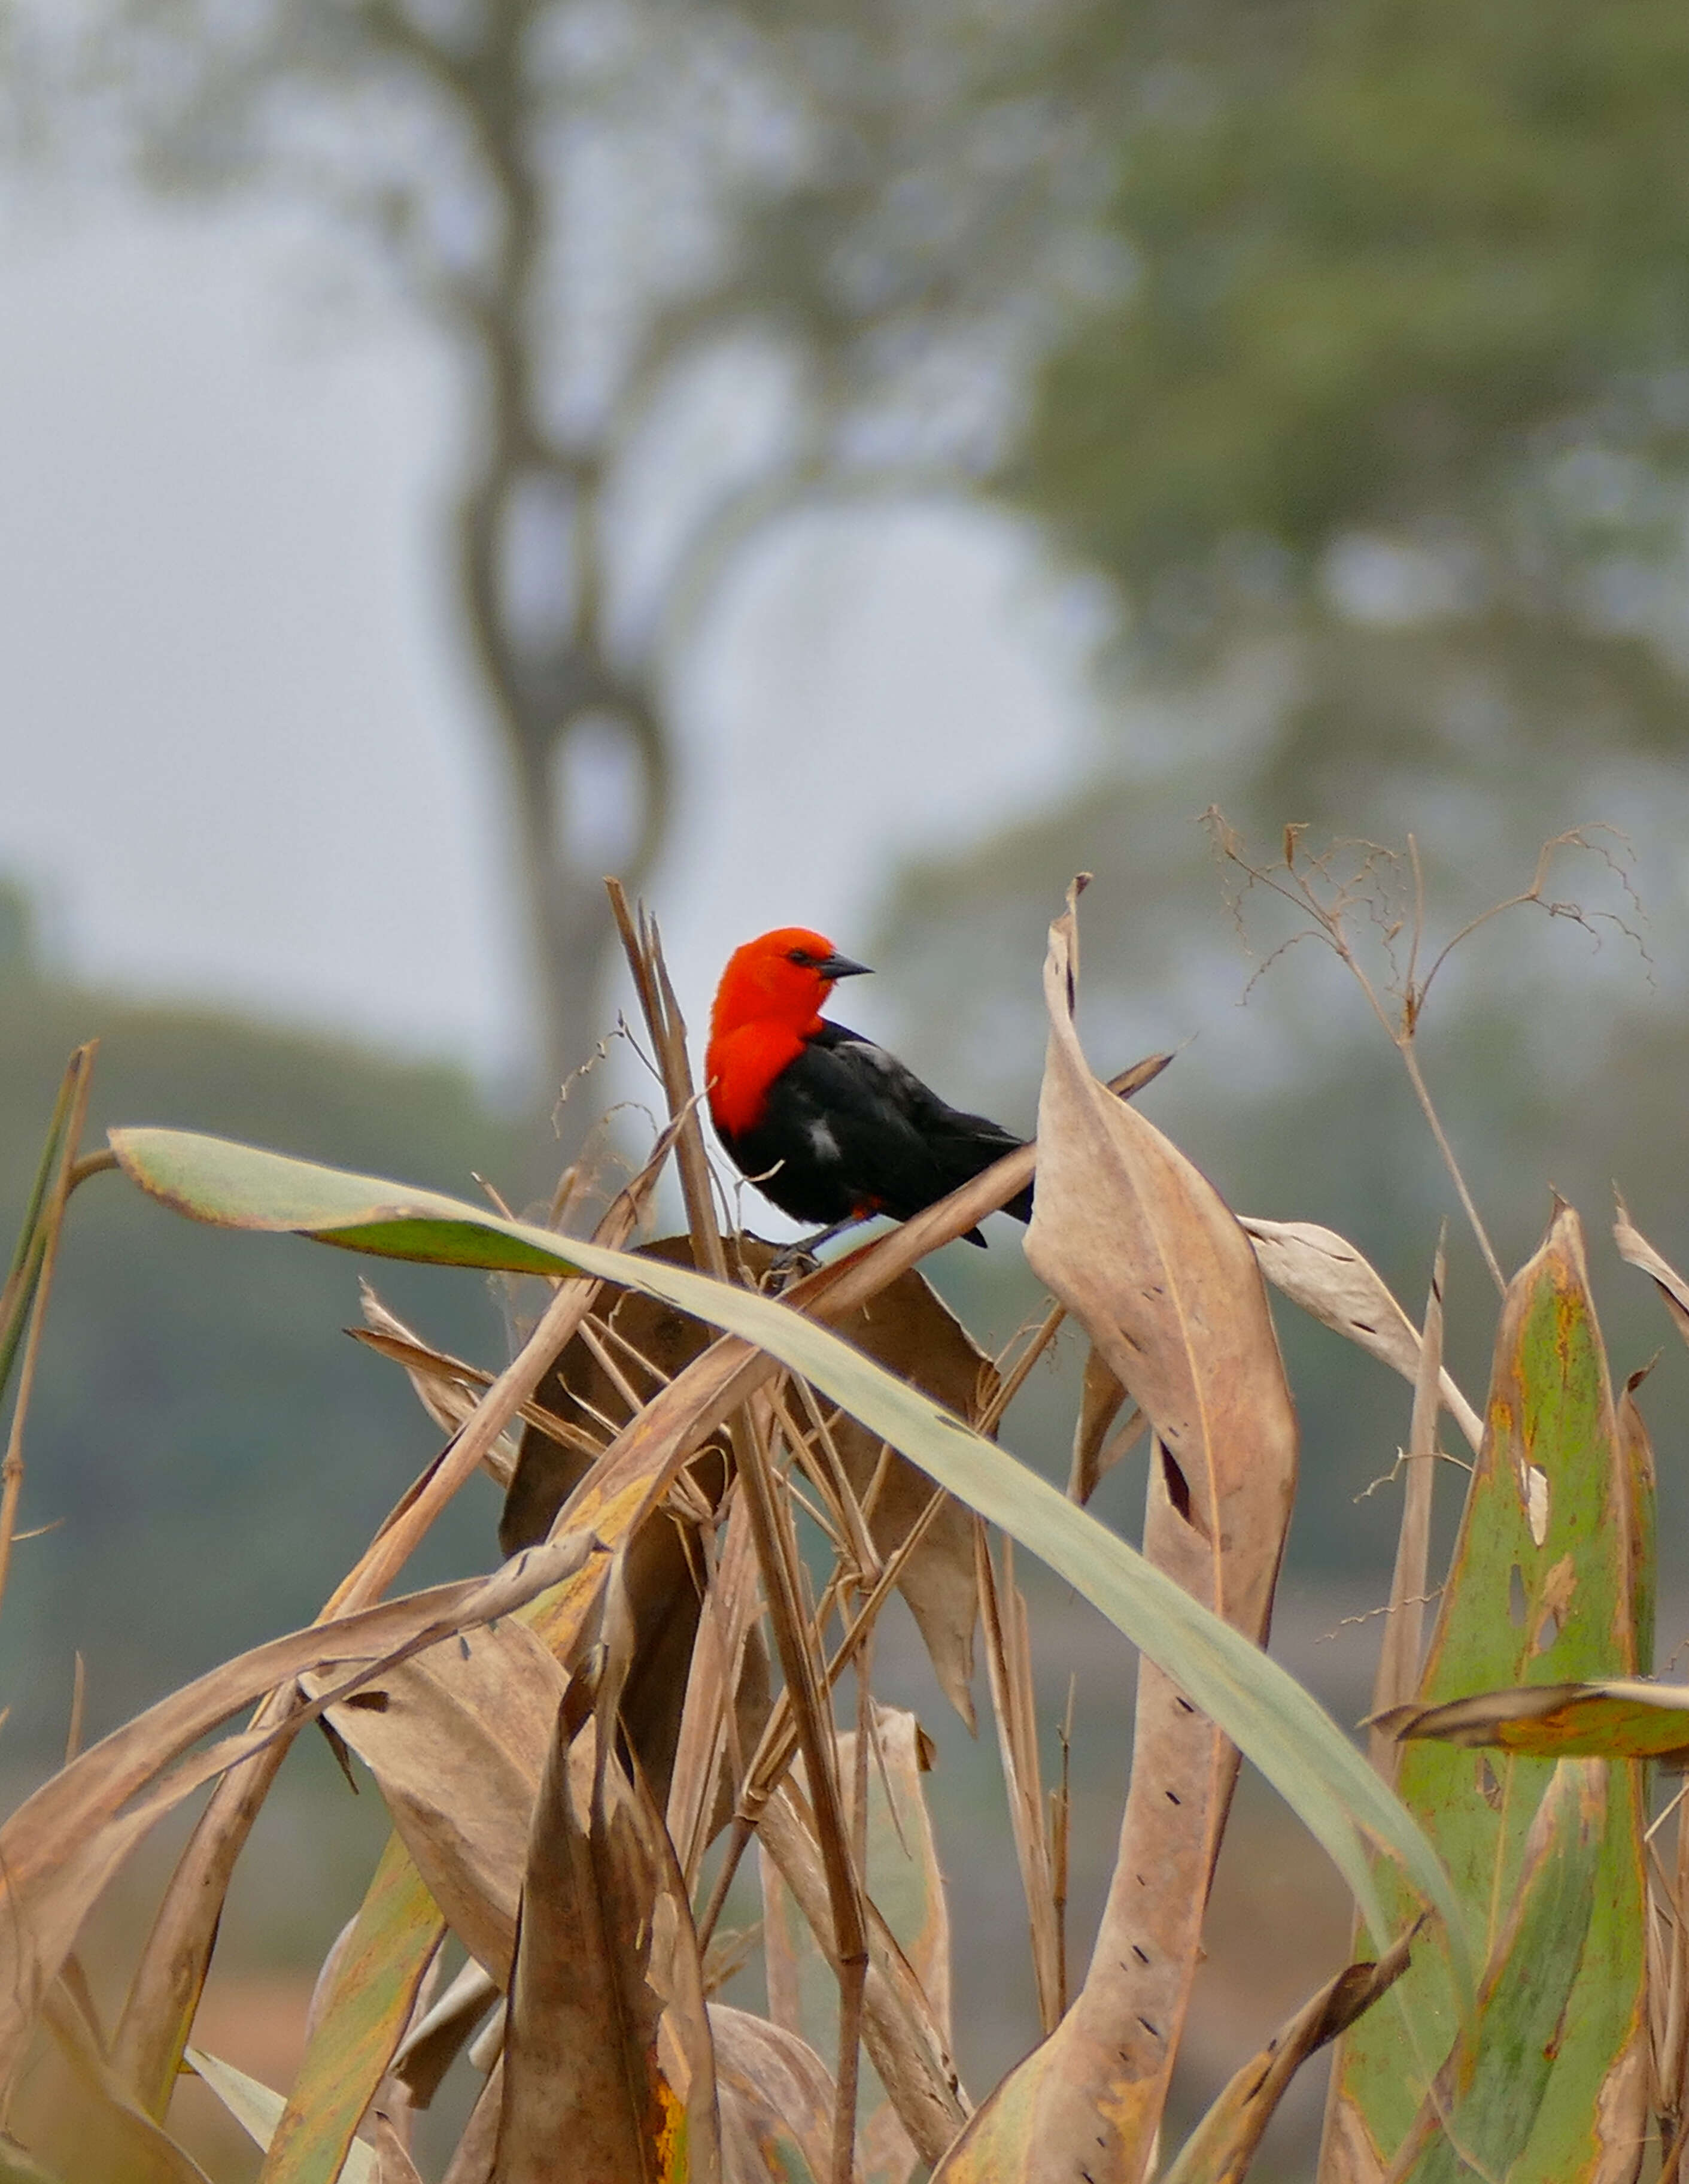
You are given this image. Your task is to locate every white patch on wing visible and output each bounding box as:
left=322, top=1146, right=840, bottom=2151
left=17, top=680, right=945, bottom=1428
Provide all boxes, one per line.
left=808, top=1118, right=841, bottom=1161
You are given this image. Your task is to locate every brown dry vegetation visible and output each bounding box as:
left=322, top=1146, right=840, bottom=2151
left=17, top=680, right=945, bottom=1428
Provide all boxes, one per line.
left=0, top=854, right=1684, bottom=2182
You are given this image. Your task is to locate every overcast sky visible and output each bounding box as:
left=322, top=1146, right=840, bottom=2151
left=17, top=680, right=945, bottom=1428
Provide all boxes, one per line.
left=0, top=187, right=1100, bottom=1093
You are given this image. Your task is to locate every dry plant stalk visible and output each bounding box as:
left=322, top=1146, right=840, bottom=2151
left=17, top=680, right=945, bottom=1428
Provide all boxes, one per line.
left=1367, top=1231, right=1448, bottom=1783
left=608, top=882, right=873, bottom=2184
left=976, top=1525, right=1065, bottom=2034
left=0, top=1044, right=96, bottom=1620
left=1205, top=812, right=1648, bottom=1295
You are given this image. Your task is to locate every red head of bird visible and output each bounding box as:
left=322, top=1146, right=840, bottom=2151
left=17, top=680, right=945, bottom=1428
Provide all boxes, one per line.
left=706, top=927, right=870, bottom=1138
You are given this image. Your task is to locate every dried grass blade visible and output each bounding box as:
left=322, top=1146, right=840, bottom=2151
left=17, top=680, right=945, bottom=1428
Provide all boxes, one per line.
left=974, top=1528, right=1060, bottom=2036
left=257, top=1833, right=442, bottom=2183
left=1159, top=1927, right=1417, bottom=2184
left=757, top=1786, right=968, bottom=2171
left=945, top=898, right=1299, bottom=2182
left=494, top=1699, right=719, bottom=2181
left=1240, top=1215, right=1483, bottom=1454
left=0, top=1536, right=591, bottom=2089
left=0, top=1046, right=95, bottom=1621
left=1368, top=1234, right=1447, bottom=1782
left=0, top=1045, right=89, bottom=1407
left=1614, top=1191, right=1689, bottom=1353
left=303, top=1616, right=570, bottom=1983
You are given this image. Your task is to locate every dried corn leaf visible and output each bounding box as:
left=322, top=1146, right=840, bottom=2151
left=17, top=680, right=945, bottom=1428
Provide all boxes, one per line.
left=503, top=1237, right=988, bottom=1739
left=392, top=1957, right=499, bottom=2108
left=1160, top=1927, right=1415, bottom=2184
left=494, top=1704, right=718, bottom=2182
left=714, top=2006, right=840, bottom=2184
left=942, top=902, right=1299, bottom=2183
left=257, top=1833, right=442, bottom=2184
left=1067, top=1344, right=1140, bottom=1506
left=184, top=2048, right=375, bottom=2182
left=0, top=1536, right=587, bottom=2088
left=1240, top=1217, right=1482, bottom=1454
left=1378, top=1678, right=1689, bottom=1760
left=1613, top=1193, right=1689, bottom=1354
left=304, top=1616, right=569, bottom=1983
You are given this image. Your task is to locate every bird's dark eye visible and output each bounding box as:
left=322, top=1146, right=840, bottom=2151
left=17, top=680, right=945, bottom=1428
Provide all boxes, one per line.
left=787, top=948, right=813, bottom=966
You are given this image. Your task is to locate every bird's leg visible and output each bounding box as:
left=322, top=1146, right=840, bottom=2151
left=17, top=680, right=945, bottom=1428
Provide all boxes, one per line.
left=766, top=1212, right=871, bottom=1276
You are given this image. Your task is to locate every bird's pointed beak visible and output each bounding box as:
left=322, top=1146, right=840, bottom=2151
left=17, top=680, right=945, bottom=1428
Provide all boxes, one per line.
left=816, top=952, right=871, bottom=981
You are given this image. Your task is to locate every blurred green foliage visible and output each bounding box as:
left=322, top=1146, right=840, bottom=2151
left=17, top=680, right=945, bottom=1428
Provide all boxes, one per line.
left=0, top=884, right=523, bottom=1763
left=1025, top=0, right=1689, bottom=662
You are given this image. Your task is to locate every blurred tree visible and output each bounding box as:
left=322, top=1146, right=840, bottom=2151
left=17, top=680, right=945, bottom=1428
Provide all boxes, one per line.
left=10, top=0, right=1104, bottom=1111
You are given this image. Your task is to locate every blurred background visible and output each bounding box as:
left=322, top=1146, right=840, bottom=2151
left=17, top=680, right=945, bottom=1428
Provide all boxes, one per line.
left=4, top=0, right=1689, bottom=2170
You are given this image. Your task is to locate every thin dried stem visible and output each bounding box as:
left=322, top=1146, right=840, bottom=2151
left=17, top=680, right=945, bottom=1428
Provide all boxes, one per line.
left=63, top=1653, right=86, bottom=1770
left=979, top=1301, right=1067, bottom=1436
left=0, top=1045, right=96, bottom=1622
left=696, top=1484, right=949, bottom=1952
left=1663, top=1795, right=1689, bottom=2177
left=976, top=1523, right=1062, bottom=2033
left=778, top=1380, right=881, bottom=1584
left=608, top=884, right=873, bottom=2184
left=1205, top=812, right=1647, bottom=1296
left=1369, top=1231, right=1447, bottom=1780
left=1397, top=1044, right=1504, bottom=1295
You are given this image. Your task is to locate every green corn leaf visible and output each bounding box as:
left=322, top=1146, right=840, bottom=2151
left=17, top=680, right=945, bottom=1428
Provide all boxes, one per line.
left=1324, top=1206, right=1649, bottom=2181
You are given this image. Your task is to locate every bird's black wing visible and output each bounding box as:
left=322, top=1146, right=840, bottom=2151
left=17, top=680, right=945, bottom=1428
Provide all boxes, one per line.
left=729, top=1020, right=1028, bottom=1236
